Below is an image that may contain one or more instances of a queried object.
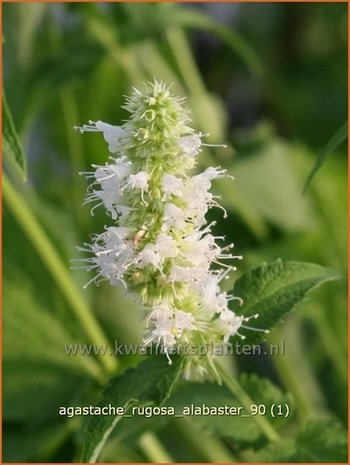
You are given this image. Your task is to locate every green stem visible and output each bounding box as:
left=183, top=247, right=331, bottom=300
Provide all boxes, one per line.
left=60, top=86, right=90, bottom=229
left=86, top=14, right=146, bottom=85
left=269, top=323, right=327, bottom=421
left=138, top=432, right=173, bottom=463
left=172, top=417, right=237, bottom=462
left=218, top=364, right=280, bottom=442
left=48, top=15, right=88, bottom=231
left=166, top=28, right=207, bottom=97
left=166, top=27, right=225, bottom=150
left=3, top=175, right=118, bottom=375
left=306, top=309, right=347, bottom=384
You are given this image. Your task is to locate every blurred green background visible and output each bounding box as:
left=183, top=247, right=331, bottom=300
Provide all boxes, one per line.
left=3, top=2, right=347, bottom=462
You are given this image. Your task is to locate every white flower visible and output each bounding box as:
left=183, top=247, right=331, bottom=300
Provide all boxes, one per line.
left=179, top=134, right=202, bottom=157
left=161, top=174, right=183, bottom=200
left=123, top=171, right=149, bottom=203
left=147, top=304, right=173, bottom=323
left=168, top=265, right=204, bottom=284
left=145, top=308, right=195, bottom=355
left=81, top=157, right=132, bottom=219
left=181, top=233, right=218, bottom=267
left=75, top=121, right=126, bottom=153
left=133, top=233, right=178, bottom=270
left=136, top=244, right=161, bottom=269
left=154, top=233, right=178, bottom=259
left=199, top=275, right=221, bottom=311
left=79, top=226, right=134, bottom=288
left=94, top=157, right=131, bottom=185
left=148, top=319, right=176, bottom=348
left=192, top=167, right=227, bottom=191
left=175, top=310, right=195, bottom=332
left=162, top=203, right=187, bottom=230
left=126, top=171, right=149, bottom=190
left=218, top=311, right=243, bottom=343
left=109, top=226, right=132, bottom=240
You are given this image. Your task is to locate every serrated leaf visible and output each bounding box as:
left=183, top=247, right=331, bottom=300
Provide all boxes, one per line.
left=231, top=260, right=338, bottom=343
left=81, top=356, right=183, bottom=463
left=166, top=373, right=293, bottom=448
left=304, top=121, right=347, bottom=193
left=256, top=419, right=347, bottom=462
left=2, top=92, right=26, bottom=179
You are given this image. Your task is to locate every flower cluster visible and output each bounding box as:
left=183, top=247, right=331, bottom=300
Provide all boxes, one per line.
left=76, top=81, right=259, bottom=380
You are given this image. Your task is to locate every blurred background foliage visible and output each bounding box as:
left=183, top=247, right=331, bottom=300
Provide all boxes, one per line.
left=3, top=2, right=347, bottom=462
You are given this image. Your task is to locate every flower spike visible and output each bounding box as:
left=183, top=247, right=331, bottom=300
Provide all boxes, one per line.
left=76, top=81, right=257, bottom=380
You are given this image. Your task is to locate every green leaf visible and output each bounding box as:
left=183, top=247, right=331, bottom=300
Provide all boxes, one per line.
left=304, top=121, right=347, bottom=193
left=3, top=422, right=68, bottom=462
left=156, top=4, right=262, bottom=77
left=233, top=139, right=315, bottom=232
left=2, top=91, right=26, bottom=179
left=256, top=419, right=347, bottom=462
left=81, top=356, right=183, bottom=463
left=3, top=278, right=101, bottom=425
left=120, top=3, right=263, bottom=77
left=167, top=374, right=293, bottom=447
left=231, top=260, right=338, bottom=343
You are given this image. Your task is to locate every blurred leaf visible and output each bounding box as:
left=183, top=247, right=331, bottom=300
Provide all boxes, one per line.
left=2, top=91, right=26, bottom=179
left=81, top=356, right=183, bottom=463
left=160, top=5, right=263, bottom=77
left=256, top=419, right=347, bottom=462
left=3, top=175, right=117, bottom=374
left=97, top=438, right=145, bottom=463
left=231, top=259, right=338, bottom=343
left=3, top=278, right=100, bottom=425
left=20, top=44, right=103, bottom=131
left=3, top=422, right=69, bottom=462
left=133, top=40, right=186, bottom=96
left=121, top=3, right=263, bottom=77
left=233, top=140, right=314, bottom=232
left=17, top=2, right=47, bottom=67
left=304, top=121, right=347, bottom=193
left=167, top=374, right=293, bottom=447
left=85, top=11, right=146, bottom=85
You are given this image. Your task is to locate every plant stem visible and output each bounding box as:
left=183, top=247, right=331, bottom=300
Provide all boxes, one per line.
left=218, top=364, right=280, bottom=442
left=60, top=86, right=89, bottom=228
left=86, top=14, right=146, bottom=85
left=48, top=14, right=89, bottom=231
left=269, top=323, right=327, bottom=421
left=166, top=27, right=224, bottom=142
left=138, top=432, right=173, bottom=463
left=3, top=175, right=118, bottom=375
left=172, top=417, right=237, bottom=462
left=166, top=28, right=207, bottom=97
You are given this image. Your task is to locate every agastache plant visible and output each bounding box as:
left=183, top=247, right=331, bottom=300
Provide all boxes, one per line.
left=75, top=80, right=264, bottom=380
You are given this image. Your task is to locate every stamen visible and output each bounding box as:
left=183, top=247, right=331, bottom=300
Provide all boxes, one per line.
left=226, top=296, right=244, bottom=306
left=74, top=121, right=100, bottom=133
left=241, top=324, right=269, bottom=334
left=83, top=271, right=104, bottom=289
left=209, top=199, right=228, bottom=218
left=202, top=143, right=228, bottom=149
left=164, top=348, right=173, bottom=366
